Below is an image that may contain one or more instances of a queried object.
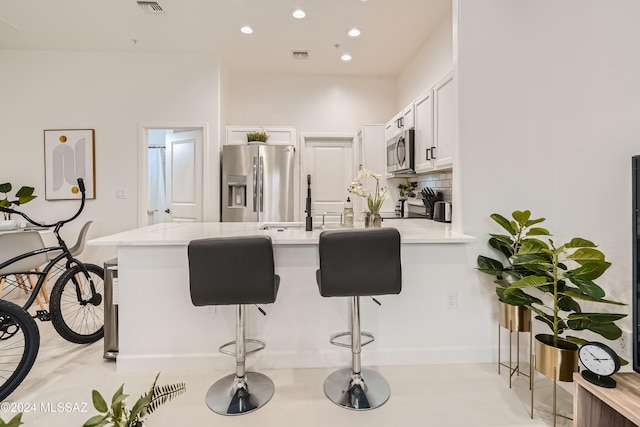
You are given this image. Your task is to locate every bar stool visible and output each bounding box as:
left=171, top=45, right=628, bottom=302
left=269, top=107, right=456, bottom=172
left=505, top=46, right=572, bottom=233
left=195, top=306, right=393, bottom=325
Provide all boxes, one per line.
left=316, top=228, right=402, bottom=410
left=188, top=235, right=280, bottom=416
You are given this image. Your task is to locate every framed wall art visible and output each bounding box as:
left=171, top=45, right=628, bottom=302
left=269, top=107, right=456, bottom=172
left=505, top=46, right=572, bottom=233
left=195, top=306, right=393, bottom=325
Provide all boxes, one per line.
left=44, top=129, right=96, bottom=200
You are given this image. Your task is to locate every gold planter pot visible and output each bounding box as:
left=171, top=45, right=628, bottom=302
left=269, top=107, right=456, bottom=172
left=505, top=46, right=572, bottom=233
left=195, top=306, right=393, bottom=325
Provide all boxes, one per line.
left=531, top=334, right=579, bottom=425
left=534, top=334, right=579, bottom=382
left=498, top=301, right=531, bottom=332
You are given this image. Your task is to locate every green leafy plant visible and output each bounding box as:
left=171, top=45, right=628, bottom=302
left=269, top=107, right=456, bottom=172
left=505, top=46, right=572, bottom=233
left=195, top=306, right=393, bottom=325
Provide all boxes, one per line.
left=481, top=210, right=627, bottom=351
left=477, top=210, right=548, bottom=307
left=0, top=414, right=23, bottom=427
left=83, top=373, right=186, bottom=427
left=0, top=183, right=36, bottom=220
left=505, top=235, right=627, bottom=348
left=397, top=182, right=417, bottom=198
left=246, top=132, right=269, bottom=143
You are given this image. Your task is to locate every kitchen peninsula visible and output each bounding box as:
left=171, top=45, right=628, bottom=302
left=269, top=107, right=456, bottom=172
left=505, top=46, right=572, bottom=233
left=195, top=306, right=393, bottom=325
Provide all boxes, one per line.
left=89, top=220, right=476, bottom=373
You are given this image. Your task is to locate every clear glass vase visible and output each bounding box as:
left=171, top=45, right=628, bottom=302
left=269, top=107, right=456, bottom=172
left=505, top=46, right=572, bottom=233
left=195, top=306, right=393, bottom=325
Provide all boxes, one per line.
left=364, top=213, right=382, bottom=228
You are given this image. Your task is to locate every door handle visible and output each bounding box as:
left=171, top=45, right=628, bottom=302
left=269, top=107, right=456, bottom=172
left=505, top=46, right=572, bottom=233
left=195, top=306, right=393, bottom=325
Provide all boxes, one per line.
left=252, top=156, right=257, bottom=213
left=431, top=147, right=436, bottom=159
left=259, top=156, right=264, bottom=213
left=164, top=209, right=171, bottom=214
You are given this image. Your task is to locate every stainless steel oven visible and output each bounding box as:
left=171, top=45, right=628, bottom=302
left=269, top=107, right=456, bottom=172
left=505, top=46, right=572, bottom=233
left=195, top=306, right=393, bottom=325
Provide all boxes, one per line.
left=386, top=129, right=414, bottom=174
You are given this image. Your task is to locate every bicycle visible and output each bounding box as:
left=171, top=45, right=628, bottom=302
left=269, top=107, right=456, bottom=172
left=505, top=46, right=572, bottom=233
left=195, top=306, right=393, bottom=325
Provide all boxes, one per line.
left=0, top=178, right=104, bottom=345
left=0, top=300, right=39, bottom=402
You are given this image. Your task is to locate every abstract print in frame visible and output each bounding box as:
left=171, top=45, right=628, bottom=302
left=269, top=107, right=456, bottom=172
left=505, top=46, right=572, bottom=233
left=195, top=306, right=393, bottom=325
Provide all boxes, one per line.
left=44, top=129, right=96, bottom=200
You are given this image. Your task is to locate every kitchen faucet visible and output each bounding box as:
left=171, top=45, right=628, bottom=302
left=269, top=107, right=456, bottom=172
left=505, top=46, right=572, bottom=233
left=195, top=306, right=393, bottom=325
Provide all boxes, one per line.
left=305, top=174, right=313, bottom=231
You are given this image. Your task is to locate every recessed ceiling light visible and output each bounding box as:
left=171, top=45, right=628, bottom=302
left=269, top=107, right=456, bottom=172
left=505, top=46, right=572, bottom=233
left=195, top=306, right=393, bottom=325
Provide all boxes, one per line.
left=347, top=28, right=361, bottom=37
left=241, top=26, right=253, bottom=34
left=292, top=9, right=306, bottom=19
left=340, top=53, right=352, bottom=61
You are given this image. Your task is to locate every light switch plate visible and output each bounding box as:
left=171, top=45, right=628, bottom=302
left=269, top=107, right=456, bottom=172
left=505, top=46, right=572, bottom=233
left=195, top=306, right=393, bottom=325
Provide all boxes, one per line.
left=116, top=188, right=128, bottom=199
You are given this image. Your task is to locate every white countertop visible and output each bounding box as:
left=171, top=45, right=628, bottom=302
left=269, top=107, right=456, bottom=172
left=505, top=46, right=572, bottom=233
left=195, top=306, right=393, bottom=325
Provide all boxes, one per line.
left=88, top=219, right=475, bottom=246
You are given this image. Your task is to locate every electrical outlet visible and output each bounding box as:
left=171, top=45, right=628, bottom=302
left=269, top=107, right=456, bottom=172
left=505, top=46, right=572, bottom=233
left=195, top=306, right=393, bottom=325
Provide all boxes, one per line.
left=207, top=306, right=217, bottom=315
left=447, top=292, right=457, bottom=310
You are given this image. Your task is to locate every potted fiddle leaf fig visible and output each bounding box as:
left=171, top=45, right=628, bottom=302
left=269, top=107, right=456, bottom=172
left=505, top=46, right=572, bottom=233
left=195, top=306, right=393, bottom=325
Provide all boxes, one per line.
left=477, top=210, right=548, bottom=332
left=504, top=233, right=627, bottom=381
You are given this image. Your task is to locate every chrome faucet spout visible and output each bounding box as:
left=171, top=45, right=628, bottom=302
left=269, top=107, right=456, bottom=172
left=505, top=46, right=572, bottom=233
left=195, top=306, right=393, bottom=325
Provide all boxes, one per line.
left=305, top=175, right=313, bottom=231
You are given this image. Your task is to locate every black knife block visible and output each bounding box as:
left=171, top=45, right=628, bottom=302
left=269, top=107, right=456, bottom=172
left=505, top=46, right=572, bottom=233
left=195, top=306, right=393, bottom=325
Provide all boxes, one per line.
left=423, top=193, right=443, bottom=220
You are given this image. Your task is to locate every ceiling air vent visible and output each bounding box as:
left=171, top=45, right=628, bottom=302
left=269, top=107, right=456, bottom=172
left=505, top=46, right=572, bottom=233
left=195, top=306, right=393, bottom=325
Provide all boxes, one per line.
left=291, top=50, right=310, bottom=60
left=137, top=1, right=164, bottom=14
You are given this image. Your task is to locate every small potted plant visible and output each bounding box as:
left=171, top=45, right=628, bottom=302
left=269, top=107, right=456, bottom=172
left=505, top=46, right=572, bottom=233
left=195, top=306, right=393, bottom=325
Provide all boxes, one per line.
left=0, top=414, right=23, bottom=427
left=0, top=183, right=37, bottom=230
left=83, top=373, right=185, bottom=427
left=397, top=181, right=417, bottom=199
left=246, top=131, right=269, bottom=144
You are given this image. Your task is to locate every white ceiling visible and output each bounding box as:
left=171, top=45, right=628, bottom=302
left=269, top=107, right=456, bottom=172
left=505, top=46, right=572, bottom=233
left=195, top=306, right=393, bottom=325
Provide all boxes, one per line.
left=0, top=0, right=451, bottom=76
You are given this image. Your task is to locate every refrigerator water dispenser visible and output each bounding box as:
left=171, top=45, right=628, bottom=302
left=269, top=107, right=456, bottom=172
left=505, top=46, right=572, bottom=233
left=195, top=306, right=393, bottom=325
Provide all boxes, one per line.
left=227, top=175, right=247, bottom=207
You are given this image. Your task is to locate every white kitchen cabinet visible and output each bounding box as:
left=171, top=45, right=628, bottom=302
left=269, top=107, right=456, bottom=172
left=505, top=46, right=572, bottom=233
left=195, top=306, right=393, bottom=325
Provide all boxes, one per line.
left=413, top=89, right=435, bottom=172
left=226, top=126, right=296, bottom=146
left=402, top=102, right=415, bottom=130
left=384, top=113, right=401, bottom=141
left=412, top=71, right=455, bottom=172
left=384, top=101, right=415, bottom=142
left=433, top=72, right=454, bottom=170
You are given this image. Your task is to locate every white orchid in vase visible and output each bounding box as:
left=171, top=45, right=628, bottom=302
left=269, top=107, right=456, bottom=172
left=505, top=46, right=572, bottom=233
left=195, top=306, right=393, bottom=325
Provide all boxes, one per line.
left=347, top=168, right=388, bottom=214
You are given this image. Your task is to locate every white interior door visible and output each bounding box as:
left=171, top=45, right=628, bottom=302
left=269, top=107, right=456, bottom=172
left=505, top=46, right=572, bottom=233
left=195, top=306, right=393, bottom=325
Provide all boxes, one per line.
left=165, top=130, right=203, bottom=222
left=302, top=137, right=354, bottom=224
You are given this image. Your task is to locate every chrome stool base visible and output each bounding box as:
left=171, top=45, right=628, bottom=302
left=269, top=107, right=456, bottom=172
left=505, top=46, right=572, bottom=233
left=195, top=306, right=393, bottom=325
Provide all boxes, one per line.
left=206, top=372, right=275, bottom=416
left=324, top=368, right=390, bottom=410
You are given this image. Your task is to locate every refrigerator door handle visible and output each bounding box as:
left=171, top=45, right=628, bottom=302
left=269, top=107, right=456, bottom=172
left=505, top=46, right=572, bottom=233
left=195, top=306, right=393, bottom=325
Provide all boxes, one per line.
left=252, top=156, right=257, bottom=213
left=259, top=156, right=264, bottom=213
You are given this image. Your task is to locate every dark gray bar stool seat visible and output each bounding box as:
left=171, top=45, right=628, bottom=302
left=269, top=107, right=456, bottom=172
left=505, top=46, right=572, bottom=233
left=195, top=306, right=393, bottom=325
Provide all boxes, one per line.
left=188, top=235, right=279, bottom=416
left=316, top=228, right=401, bottom=410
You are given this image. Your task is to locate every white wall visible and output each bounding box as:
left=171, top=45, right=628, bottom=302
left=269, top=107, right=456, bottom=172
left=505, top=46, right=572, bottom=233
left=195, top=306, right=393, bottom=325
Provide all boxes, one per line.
left=228, top=73, right=396, bottom=132
left=456, top=0, right=640, bottom=348
left=0, top=50, right=221, bottom=262
left=396, top=6, right=454, bottom=110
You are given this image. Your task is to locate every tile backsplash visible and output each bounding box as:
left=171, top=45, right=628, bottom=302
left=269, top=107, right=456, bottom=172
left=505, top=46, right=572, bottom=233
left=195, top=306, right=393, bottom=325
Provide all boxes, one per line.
left=411, top=171, right=452, bottom=203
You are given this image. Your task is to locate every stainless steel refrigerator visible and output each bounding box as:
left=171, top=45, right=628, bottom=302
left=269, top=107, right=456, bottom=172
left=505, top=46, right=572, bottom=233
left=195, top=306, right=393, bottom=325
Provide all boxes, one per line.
left=222, top=144, right=295, bottom=222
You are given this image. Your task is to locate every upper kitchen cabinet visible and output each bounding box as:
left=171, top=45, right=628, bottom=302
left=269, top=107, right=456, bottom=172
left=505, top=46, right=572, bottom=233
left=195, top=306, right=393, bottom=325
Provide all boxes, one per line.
left=414, top=89, right=434, bottom=172
left=433, top=72, right=454, bottom=170
left=412, top=71, right=455, bottom=172
left=402, top=103, right=415, bottom=131
left=226, top=126, right=297, bottom=146
left=384, top=101, right=416, bottom=142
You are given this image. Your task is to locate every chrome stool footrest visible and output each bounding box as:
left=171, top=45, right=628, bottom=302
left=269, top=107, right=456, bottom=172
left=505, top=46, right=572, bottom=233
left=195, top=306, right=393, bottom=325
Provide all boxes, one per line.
left=329, top=331, right=374, bottom=348
left=219, top=339, right=266, bottom=356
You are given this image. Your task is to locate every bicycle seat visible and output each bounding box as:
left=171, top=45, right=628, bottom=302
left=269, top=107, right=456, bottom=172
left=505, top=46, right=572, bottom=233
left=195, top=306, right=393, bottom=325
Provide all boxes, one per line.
left=0, top=231, right=48, bottom=275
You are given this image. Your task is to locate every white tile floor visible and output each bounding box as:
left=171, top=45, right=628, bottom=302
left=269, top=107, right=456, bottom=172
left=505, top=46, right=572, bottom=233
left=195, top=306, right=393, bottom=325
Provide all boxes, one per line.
left=2, top=321, right=572, bottom=426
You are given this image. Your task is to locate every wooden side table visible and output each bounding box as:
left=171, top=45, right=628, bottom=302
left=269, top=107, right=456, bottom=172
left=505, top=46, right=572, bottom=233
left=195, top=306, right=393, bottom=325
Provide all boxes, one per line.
left=573, top=372, right=640, bottom=427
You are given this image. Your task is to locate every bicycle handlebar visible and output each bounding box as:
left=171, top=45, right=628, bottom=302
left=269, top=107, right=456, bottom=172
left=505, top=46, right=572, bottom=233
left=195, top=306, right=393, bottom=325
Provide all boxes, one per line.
left=0, top=178, right=86, bottom=228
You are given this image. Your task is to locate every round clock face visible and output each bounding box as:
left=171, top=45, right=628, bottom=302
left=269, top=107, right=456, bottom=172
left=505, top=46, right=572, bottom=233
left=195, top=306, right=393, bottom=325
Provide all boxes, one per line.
left=579, top=342, right=620, bottom=376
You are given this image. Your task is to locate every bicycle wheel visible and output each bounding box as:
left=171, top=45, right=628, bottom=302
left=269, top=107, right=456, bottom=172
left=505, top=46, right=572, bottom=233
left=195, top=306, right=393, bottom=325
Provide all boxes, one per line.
left=49, top=263, right=104, bottom=344
left=0, top=300, right=40, bottom=402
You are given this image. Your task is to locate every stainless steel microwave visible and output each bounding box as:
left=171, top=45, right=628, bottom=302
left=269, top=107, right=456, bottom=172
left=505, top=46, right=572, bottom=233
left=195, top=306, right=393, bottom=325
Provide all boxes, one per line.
left=386, top=129, right=415, bottom=174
